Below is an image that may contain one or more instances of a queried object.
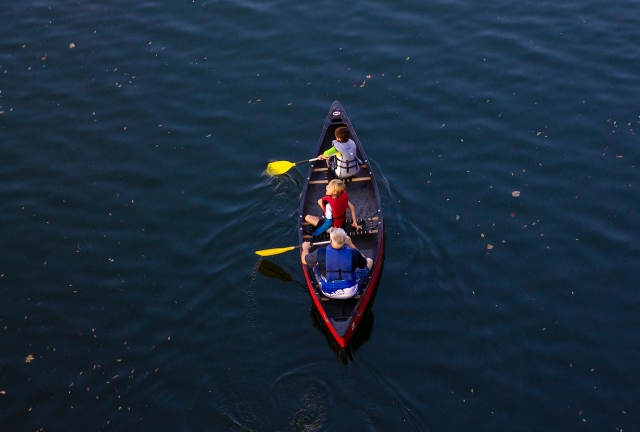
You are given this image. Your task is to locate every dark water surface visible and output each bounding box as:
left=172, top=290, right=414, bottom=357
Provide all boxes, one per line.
left=1, top=0, right=639, bottom=430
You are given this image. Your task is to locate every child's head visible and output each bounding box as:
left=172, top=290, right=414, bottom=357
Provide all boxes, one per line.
left=334, top=126, right=350, bottom=143
left=327, top=179, right=346, bottom=196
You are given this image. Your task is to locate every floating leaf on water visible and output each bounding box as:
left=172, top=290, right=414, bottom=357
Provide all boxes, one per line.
left=69, top=43, right=75, bottom=49
left=25, top=354, right=34, bottom=363
left=456, top=215, right=460, bottom=220
left=487, top=244, right=493, bottom=249
left=512, top=191, right=520, bottom=197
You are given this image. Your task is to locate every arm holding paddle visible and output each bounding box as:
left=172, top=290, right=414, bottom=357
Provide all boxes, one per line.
left=317, top=147, right=339, bottom=161
left=302, top=234, right=372, bottom=272
left=300, top=241, right=312, bottom=265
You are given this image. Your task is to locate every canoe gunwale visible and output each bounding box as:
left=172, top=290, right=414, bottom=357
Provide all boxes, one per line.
left=297, top=101, right=384, bottom=348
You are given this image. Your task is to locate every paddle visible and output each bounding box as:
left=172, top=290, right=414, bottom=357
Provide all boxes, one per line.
left=266, top=155, right=332, bottom=176
left=255, top=240, right=330, bottom=257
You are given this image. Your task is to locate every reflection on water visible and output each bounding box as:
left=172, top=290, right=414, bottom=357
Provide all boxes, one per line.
left=258, top=259, right=305, bottom=287
left=310, top=306, right=375, bottom=365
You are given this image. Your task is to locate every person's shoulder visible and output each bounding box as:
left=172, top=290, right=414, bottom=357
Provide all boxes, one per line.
left=352, top=249, right=366, bottom=266
left=305, top=248, right=320, bottom=266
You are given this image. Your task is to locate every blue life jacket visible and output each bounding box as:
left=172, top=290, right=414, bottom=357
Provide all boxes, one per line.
left=320, top=246, right=357, bottom=294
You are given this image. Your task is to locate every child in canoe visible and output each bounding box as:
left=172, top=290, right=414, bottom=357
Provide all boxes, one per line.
left=318, top=126, right=361, bottom=179
left=305, top=179, right=362, bottom=236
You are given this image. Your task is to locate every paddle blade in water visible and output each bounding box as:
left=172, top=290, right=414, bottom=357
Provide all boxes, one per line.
left=266, top=161, right=295, bottom=176
left=255, top=245, right=296, bottom=256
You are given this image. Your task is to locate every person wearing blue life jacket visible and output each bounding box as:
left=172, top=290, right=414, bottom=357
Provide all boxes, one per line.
left=301, top=228, right=373, bottom=299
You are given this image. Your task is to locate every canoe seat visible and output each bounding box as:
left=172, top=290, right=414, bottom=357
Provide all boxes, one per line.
left=309, top=163, right=372, bottom=185
left=302, top=216, right=378, bottom=227
left=321, top=294, right=361, bottom=302
left=302, top=216, right=379, bottom=239
left=302, top=213, right=380, bottom=239
left=346, top=176, right=372, bottom=183
left=313, top=164, right=367, bottom=173
left=309, top=176, right=371, bottom=185
left=303, top=228, right=378, bottom=240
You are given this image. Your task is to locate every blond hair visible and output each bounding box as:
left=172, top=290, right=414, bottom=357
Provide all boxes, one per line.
left=330, top=228, right=347, bottom=247
left=327, top=179, right=346, bottom=196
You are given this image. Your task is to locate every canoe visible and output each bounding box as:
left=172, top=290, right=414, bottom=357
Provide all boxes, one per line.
left=298, top=101, right=385, bottom=348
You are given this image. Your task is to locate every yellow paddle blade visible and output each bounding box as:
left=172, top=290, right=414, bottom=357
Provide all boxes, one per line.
left=255, top=246, right=296, bottom=257
left=266, top=160, right=295, bottom=176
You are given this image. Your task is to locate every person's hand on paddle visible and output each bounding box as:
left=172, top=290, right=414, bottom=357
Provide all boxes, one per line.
left=301, top=241, right=312, bottom=252
left=317, top=154, right=327, bottom=161
left=300, top=242, right=312, bottom=265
